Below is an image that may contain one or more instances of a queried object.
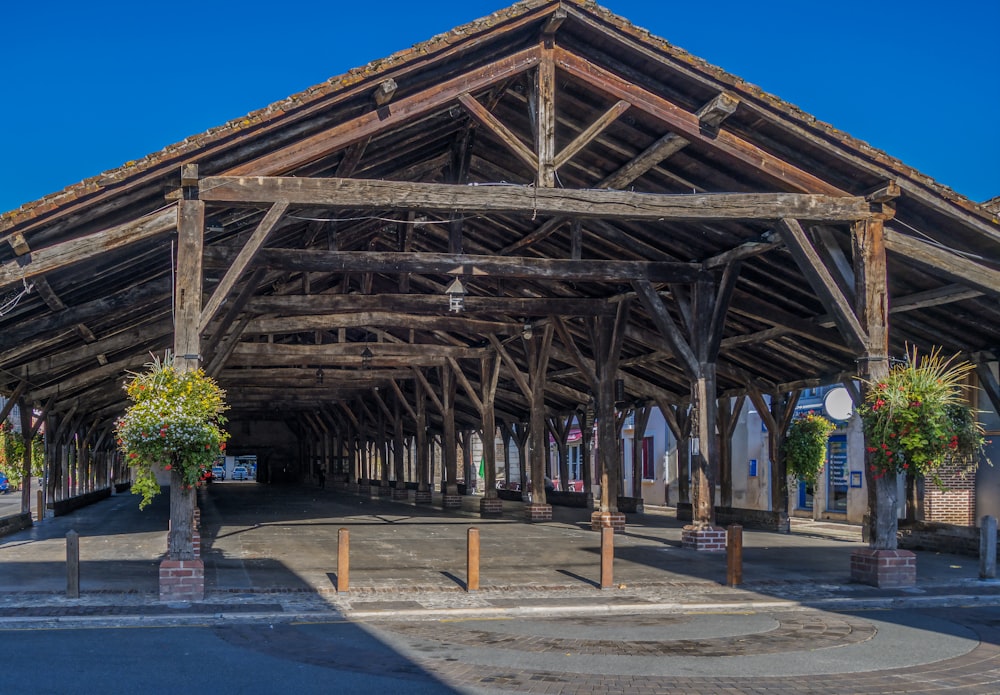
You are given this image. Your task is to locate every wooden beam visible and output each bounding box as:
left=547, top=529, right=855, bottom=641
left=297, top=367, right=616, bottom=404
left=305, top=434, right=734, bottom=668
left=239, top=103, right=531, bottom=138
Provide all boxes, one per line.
left=890, top=284, right=984, bottom=312
left=458, top=93, right=537, bottom=171
left=883, top=227, right=1000, bottom=297
left=0, top=207, right=175, bottom=290
left=632, top=280, right=698, bottom=378
left=411, top=367, right=444, bottom=414
left=372, top=79, right=397, bottom=107
left=198, top=176, right=873, bottom=221
left=775, top=218, right=868, bottom=354
left=198, top=200, right=289, bottom=333
left=553, top=100, right=630, bottom=170
left=226, top=47, right=541, bottom=176
left=218, top=247, right=701, bottom=283
left=447, top=357, right=484, bottom=414
left=554, top=47, right=847, bottom=196
left=244, top=312, right=518, bottom=335
left=246, top=293, right=616, bottom=316
left=536, top=42, right=556, bottom=187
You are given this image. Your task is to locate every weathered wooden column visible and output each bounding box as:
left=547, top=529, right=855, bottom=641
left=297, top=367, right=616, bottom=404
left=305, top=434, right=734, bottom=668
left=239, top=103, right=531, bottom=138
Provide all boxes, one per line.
left=576, top=407, right=593, bottom=505
left=634, top=264, right=738, bottom=550
left=471, top=355, right=503, bottom=517
left=19, top=397, right=33, bottom=515
left=524, top=323, right=554, bottom=522
left=391, top=393, right=409, bottom=500
left=413, top=376, right=432, bottom=504
left=440, top=365, right=461, bottom=508
left=850, top=216, right=914, bottom=586
left=747, top=388, right=800, bottom=533
left=629, top=404, right=652, bottom=508
left=161, top=163, right=205, bottom=602
left=717, top=395, right=745, bottom=509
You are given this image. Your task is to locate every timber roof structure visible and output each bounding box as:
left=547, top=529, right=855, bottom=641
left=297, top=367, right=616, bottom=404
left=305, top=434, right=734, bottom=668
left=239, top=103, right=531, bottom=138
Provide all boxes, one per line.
left=1, top=0, right=998, bottom=436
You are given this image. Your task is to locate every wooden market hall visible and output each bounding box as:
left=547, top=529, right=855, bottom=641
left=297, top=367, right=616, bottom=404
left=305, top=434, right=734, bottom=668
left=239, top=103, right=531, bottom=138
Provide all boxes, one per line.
left=0, top=0, right=997, bottom=600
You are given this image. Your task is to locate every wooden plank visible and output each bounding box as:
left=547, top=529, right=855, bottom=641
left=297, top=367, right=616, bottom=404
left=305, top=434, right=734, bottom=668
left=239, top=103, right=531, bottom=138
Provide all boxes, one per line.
left=553, top=99, right=630, bottom=170
left=226, top=248, right=700, bottom=283
left=389, top=379, right=417, bottom=422
left=199, top=176, right=872, bottom=221
left=244, top=312, right=518, bottom=335
left=174, top=198, right=204, bottom=372
left=775, top=218, right=867, bottom=354
left=458, top=93, right=537, bottom=171
left=883, top=227, right=1000, bottom=297
left=0, top=207, right=175, bottom=290
left=632, top=280, right=698, bottom=378
left=199, top=200, right=289, bottom=333
left=227, top=48, right=541, bottom=176
left=536, top=43, right=556, bottom=187
left=706, top=263, right=741, bottom=361
left=703, top=238, right=781, bottom=269
left=246, top=293, right=616, bottom=316
left=230, top=342, right=486, bottom=360
left=891, top=284, right=984, bottom=312
left=487, top=334, right=532, bottom=400
left=554, top=47, right=848, bottom=196
left=447, top=357, right=484, bottom=414
left=411, top=367, right=444, bottom=414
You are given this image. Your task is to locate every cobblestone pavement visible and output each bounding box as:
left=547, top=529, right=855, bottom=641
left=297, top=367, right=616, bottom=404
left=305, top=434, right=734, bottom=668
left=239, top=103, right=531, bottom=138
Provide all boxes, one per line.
left=3, top=484, right=1000, bottom=693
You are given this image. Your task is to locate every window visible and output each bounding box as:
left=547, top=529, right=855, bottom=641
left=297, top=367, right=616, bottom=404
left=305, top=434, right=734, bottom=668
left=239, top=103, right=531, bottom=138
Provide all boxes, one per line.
left=642, top=437, right=655, bottom=480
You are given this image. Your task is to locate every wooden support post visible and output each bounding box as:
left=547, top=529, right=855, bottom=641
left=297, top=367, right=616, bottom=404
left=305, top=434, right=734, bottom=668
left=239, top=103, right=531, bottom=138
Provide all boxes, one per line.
left=727, top=524, right=743, bottom=587
left=467, top=527, right=480, bottom=592
left=981, top=516, right=997, bottom=580
left=337, top=527, right=350, bottom=593
left=36, top=490, right=43, bottom=522
left=66, top=530, right=80, bottom=598
left=600, top=525, right=614, bottom=590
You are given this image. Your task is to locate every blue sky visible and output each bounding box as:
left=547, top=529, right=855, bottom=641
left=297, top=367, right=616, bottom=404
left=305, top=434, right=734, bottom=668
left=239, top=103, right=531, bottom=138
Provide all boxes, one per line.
left=2, top=0, right=997, bottom=214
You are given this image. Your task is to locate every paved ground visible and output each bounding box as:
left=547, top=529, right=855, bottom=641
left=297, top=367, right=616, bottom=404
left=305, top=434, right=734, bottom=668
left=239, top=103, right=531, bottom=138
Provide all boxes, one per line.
left=3, top=482, right=1000, bottom=693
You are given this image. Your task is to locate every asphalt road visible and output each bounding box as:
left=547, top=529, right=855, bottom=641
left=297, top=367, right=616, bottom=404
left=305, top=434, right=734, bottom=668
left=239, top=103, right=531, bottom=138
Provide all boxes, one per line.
left=1, top=605, right=997, bottom=694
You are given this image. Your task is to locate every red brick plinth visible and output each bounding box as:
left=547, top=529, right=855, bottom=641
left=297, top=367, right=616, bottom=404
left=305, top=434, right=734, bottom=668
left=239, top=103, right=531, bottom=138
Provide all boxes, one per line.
left=442, top=494, right=463, bottom=508
left=591, top=511, right=626, bottom=533
left=681, top=524, right=727, bottom=552
left=369, top=484, right=382, bottom=497
left=377, top=485, right=392, bottom=497
left=345, top=482, right=360, bottom=494
left=525, top=502, right=552, bottom=522
left=159, top=558, right=204, bottom=602
left=850, top=549, right=917, bottom=588
left=414, top=490, right=433, bottom=504
left=392, top=487, right=409, bottom=500
left=480, top=496, right=504, bottom=517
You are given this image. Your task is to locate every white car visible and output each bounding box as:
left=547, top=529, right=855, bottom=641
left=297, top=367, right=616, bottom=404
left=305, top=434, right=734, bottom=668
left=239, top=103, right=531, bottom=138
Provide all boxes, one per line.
left=232, top=465, right=249, bottom=481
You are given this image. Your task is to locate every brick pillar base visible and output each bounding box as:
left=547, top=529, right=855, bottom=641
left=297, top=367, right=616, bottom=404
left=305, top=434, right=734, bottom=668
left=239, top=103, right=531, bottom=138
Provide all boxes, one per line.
left=681, top=524, right=727, bottom=552
left=480, top=496, right=504, bottom=517
left=368, top=484, right=381, bottom=496
left=525, top=502, right=552, bottom=522
left=346, top=482, right=360, bottom=494
left=442, top=494, right=463, bottom=508
left=414, top=490, right=433, bottom=504
left=591, top=511, right=626, bottom=533
left=159, top=558, right=204, bottom=602
left=377, top=485, right=392, bottom=497
left=850, top=549, right=917, bottom=588
left=392, top=487, right=409, bottom=500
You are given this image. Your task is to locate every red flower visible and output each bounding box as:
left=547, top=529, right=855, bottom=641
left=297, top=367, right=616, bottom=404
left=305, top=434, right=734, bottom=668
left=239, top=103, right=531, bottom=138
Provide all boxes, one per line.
left=164, top=464, right=172, bottom=471
left=129, top=452, right=138, bottom=459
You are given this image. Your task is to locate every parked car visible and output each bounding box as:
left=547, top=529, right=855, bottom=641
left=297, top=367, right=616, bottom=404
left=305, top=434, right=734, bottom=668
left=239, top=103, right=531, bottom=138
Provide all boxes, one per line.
left=232, top=465, right=249, bottom=481
left=211, top=465, right=226, bottom=481
left=0, top=473, right=9, bottom=494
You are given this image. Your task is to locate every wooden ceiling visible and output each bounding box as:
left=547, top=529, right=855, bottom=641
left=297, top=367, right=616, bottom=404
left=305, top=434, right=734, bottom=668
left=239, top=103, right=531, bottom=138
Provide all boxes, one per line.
left=0, top=0, right=997, bottom=436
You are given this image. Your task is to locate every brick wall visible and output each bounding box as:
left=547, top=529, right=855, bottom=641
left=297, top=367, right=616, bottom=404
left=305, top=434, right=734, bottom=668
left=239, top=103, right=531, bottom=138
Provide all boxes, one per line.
left=924, top=459, right=977, bottom=526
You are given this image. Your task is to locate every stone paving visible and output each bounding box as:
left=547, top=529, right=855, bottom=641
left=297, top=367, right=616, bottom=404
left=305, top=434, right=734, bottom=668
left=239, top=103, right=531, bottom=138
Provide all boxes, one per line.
left=3, top=483, right=1000, bottom=693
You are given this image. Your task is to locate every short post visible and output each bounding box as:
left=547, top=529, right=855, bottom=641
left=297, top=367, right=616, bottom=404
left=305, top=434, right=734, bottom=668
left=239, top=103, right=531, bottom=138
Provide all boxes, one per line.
left=36, top=489, right=44, bottom=522
left=600, top=525, right=614, bottom=589
left=726, top=524, right=743, bottom=587
left=980, top=515, right=997, bottom=580
left=467, top=527, right=480, bottom=592
left=337, top=527, right=350, bottom=593
left=66, top=530, right=80, bottom=598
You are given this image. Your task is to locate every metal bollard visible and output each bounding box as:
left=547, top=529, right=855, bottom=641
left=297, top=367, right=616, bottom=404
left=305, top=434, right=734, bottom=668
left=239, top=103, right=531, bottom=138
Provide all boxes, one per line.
left=467, top=527, right=480, bottom=592
left=980, top=515, right=997, bottom=580
left=600, top=525, right=614, bottom=590
left=66, top=530, right=80, bottom=598
left=337, top=527, right=350, bottom=593
left=727, top=524, right=743, bottom=587
left=36, top=489, right=44, bottom=522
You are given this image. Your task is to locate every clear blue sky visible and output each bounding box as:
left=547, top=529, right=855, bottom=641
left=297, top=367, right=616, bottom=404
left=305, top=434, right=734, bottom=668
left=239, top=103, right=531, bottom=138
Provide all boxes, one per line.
left=2, top=0, right=997, bottom=214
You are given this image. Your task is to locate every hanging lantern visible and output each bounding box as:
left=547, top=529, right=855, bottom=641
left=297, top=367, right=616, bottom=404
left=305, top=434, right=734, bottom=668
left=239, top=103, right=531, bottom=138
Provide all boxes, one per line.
left=361, top=346, right=374, bottom=370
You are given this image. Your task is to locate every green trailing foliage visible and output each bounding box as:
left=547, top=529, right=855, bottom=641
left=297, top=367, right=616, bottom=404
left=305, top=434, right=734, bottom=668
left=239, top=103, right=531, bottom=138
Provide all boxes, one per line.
left=115, top=353, right=229, bottom=509
left=782, top=412, right=836, bottom=486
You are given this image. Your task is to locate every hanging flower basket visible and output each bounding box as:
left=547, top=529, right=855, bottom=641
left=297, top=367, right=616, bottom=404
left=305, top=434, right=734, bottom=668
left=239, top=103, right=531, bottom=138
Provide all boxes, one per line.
left=116, top=353, right=230, bottom=509
left=782, top=412, right=836, bottom=485
left=857, top=346, right=987, bottom=485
